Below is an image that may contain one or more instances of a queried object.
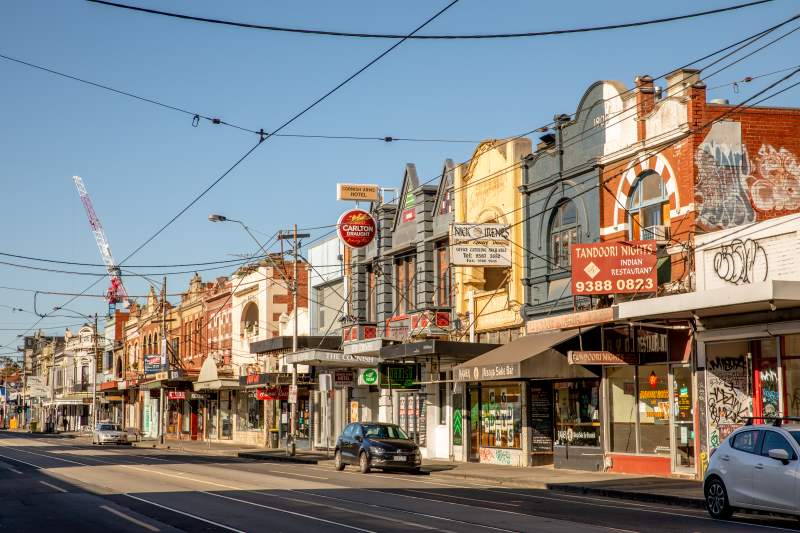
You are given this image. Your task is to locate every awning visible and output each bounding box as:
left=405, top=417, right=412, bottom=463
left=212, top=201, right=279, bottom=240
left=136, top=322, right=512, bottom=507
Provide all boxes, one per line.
left=616, top=280, right=800, bottom=321
left=453, top=328, right=598, bottom=382
left=379, top=340, right=500, bottom=365
left=283, top=349, right=379, bottom=368
left=193, top=356, right=239, bottom=392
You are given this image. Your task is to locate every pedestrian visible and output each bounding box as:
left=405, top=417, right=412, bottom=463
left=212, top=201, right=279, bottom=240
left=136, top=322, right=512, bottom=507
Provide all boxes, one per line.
left=61, top=416, right=67, bottom=433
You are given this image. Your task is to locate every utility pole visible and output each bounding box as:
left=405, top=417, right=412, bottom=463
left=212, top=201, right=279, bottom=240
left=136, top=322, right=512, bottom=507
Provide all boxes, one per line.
left=92, top=313, right=98, bottom=430
left=159, top=276, right=167, bottom=445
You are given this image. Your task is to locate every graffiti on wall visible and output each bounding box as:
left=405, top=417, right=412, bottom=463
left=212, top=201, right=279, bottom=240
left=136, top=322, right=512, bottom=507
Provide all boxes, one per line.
left=479, top=447, right=514, bottom=465
left=712, top=238, right=768, bottom=285
left=695, top=122, right=800, bottom=230
left=707, top=354, right=752, bottom=448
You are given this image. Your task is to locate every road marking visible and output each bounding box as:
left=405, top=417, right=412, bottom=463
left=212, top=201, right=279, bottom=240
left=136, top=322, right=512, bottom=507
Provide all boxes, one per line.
left=405, top=488, right=519, bottom=507
left=115, top=464, right=243, bottom=490
left=0, top=462, right=23, bottom=474
left=202, top=491, right=377, bottom=532
left=100, top=505, right=160, bottom=531
left=40, top=480, right=68, bottom=492
left=0, top=445, right=87, bottom=465
left=123, top=494, right=246, bottom=533
left=268, top=470, right=328, bottom=479
left=0, top=452, right=43, bottom=469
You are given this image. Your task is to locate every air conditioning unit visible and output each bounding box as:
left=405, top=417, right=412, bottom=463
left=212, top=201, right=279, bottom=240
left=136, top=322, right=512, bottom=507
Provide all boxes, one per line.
left=642, top=225, right=670, bottom=243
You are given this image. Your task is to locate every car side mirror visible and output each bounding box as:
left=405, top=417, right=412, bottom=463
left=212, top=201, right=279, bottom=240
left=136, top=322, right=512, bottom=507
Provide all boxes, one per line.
left=768, top=448, right=791, bottom=464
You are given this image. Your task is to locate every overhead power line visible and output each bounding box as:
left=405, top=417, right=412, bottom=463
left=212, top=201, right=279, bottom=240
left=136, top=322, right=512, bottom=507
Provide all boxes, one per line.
left=87, top=0, right=774, bottom=39
left=0, top=52, right=477, bottom=144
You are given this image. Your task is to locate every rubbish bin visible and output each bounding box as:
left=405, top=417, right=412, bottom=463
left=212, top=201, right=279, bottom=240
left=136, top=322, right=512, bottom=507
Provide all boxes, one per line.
left=269, top=429, right=279, bottom=449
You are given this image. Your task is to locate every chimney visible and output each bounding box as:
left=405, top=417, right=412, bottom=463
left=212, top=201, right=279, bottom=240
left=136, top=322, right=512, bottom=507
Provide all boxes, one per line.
left=688, top=80, right=707, bottom=129
left=635, top=74, right=655, bottom=141
left=664, top=68, right=700, bottom=99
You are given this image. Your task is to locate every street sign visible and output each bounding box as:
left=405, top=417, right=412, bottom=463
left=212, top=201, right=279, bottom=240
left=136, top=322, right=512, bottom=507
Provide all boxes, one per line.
left=358, top=368, right=378, bottom=386
left=450, top=223, right=511, bottom=267
left=288, top=384, right=298, bottom=404
left=337, top=209, right=377, bottom=248
left=571, top=240, right=657, bottom=295
left=337, top=183, right=380, bottom=202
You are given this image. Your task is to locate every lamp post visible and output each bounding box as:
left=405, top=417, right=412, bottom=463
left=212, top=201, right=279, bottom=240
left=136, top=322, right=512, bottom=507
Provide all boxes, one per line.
left=209, top=214, right=308, bottom=455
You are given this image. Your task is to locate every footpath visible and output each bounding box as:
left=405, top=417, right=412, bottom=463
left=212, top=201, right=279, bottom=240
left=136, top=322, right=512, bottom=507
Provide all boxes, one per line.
left=128, top=437, right=704, bottom=508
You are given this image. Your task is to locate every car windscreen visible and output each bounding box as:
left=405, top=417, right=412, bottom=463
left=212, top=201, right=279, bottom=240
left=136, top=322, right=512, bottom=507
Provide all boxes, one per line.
left=362, top=424, right=410, bottom=440
left=98, top=424, right=120, bottom=431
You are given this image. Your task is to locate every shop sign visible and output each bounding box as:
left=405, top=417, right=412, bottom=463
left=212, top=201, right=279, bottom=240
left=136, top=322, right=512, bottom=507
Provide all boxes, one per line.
left=567, top=350, right=639, bottom=366
left=379, top=364, right=419, bottom=389
left=333, top=370, right=354, bottom=388
left=144, top=355, right=163, bottom=374
left=526, top=307, right=614, bottom=334
left=189, top=392, right=205, bottom=400
left=350, top=400, right=360, bottom=423
left=337, top=209, right=377, bottom=248
left=602, top=324, right=669, bottom=364
left=571, top=241, right=657, bottom=295
left=454, top=362, right=521, bottom=382
left=385, top=310, right=451, bottom=340
left=452, top=393, right=463, bottom=446
left=358, top=368, right=379, bottom=386
left=450, top=223, right=511, bottom=267
left=256, top=386, right=288, bottom=401
left=167, top=391, right=186, bottom=400
left=337, top=183, right=380, bottom=202
left=343, top=338, right=383, bottom=356
left=273, top=373, right=315, bottom=386
left=239, top=373, right=269, bottom=387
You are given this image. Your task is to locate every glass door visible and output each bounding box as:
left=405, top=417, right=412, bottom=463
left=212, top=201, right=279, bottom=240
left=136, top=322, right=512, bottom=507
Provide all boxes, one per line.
left=207, top=398, right=218, bottom=439
left=468, top=385, right=480, bottom=462
left=670, top=364, right=695, bottom=473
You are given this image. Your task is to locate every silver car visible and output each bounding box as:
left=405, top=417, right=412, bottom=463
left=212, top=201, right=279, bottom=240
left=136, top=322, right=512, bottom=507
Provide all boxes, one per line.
left=91, top=422, right=128, bottom=445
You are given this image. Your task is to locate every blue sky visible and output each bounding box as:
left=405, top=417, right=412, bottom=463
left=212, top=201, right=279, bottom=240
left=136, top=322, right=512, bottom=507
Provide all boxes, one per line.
left=1, top=0, right=798, bottom=353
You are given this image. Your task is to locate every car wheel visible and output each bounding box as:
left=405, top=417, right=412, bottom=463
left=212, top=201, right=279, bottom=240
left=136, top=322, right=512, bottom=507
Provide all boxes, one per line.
left=705, top=477, right=733, bottom=520
left=359, top=452, right=371, bottom=474
left=334, top=450, right=345, bottom=471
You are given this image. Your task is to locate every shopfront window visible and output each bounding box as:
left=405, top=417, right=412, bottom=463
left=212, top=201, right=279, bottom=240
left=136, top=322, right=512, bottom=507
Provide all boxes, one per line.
left=783, top=335, right=800, bottom=417
left=182, top=401, right=191, bottom=433
left=480, top=384, right=521, bottom=449
left=554, top=380, right=600, bottom=447
left=220, top=391, right=233, bottom=439
left=237, top=391, right=263, bottom=431
left=608, top=366, right=636, bottom=453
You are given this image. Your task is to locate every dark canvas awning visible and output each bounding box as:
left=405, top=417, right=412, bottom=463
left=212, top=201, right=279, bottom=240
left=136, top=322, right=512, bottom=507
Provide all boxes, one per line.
left=453, top=329, right=598, bottom=382
left=380, top=340, right=500, bottom=365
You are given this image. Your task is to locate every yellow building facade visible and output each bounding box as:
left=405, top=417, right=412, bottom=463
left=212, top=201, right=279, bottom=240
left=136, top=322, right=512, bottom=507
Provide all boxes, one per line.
left=454, top=138, right=531, bottom=344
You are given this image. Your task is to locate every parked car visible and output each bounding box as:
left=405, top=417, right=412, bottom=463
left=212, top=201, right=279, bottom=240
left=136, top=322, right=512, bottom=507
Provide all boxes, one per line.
left=704, top=418, right=800, bottom=519
left=91, top=422, right=128, bottom=445
left=334, top=422, right=421, bottom=474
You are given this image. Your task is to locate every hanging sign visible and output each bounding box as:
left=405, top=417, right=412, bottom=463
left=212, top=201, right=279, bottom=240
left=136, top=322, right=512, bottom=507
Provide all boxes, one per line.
left=337, top=183, right=380, bottom=202
left=337, top=209, right=377, bottom=248
left=571, top=241, right=658, bottom=295
left=167, top=391, right=186, bottom=400
left=144, top=355, right=163, bottom=374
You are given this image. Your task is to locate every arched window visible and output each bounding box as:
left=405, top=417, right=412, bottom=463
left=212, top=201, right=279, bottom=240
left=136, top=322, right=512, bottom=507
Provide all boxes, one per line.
left=550, top=199, right=579, bottom=269
left=628, top=171, right=669, bottom=240
left=242, top=302, right=259, bottom=338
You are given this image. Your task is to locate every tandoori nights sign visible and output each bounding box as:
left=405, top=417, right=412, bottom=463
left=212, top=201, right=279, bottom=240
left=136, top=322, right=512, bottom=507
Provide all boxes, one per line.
left=571, top=240, right=657, bottom=296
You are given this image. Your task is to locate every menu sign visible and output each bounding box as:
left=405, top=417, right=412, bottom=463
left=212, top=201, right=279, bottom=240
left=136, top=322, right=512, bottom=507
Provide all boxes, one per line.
left=529, top=382, right=553, bottom=453
left=571, top=241, right=657, bottom=295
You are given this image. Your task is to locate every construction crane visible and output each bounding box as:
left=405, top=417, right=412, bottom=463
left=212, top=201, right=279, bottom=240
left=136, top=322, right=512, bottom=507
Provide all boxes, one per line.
left=73, top=176, right=130, bottom=312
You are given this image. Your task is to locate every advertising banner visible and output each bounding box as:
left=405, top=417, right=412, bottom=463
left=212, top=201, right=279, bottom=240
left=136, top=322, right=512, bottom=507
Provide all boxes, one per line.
left=144, top=355, right=163, bottom=375
left=571, top=240, right=657, bottom=295
left=337, top=209, right=377, bottom=248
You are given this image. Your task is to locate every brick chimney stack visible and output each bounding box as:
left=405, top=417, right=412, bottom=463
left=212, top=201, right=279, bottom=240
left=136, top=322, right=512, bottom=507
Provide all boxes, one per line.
left=635, top=74, right=655, bottom=141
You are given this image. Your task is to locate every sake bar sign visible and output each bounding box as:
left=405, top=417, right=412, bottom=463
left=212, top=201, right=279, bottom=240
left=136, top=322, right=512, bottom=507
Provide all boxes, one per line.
left=571, top=241, right=657, bottom=295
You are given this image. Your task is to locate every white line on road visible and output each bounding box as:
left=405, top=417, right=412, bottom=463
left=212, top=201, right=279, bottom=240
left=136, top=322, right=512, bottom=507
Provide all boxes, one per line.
left=0, top=445, right=87, bottom=465
left=0, top=463, right=23, bottom=474
left=268, top=470, right=329, bottom=479
left=123, top=494, right=246, bottom=533
left=0, top=452, right=43, bottom=469
left=202, top=491, right=377, bottom=533
left=40, top=480, right=68, bottom=492
left=405, top=488, right=520, bottom=507
left=100, top=505, right=160, bottom=532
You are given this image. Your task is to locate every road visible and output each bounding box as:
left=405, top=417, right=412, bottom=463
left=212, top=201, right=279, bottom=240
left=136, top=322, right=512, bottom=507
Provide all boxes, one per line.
left=1, top=432, right=798, bottom=532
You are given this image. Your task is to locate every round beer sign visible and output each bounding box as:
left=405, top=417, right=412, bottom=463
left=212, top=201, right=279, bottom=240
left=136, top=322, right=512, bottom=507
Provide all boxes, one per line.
left=337, top=209, right=377, bottom=248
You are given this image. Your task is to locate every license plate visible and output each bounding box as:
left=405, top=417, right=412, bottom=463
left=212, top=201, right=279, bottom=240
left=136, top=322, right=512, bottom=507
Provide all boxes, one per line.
left=393, top=455, right=405, bottom=461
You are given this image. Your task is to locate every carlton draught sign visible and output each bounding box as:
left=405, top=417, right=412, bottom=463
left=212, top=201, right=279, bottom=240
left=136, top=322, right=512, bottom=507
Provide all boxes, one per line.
left=571, top=241, right=657, bottom=295
left=337, top=209, right=377, bottom=248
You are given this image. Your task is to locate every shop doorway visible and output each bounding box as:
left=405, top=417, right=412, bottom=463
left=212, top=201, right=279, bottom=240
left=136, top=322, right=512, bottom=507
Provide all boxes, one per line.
left=398, top=392, right=427, bottom=447
left=670, top=364, right=695, bottom=474
left=468, top=386, right=480, bottom=462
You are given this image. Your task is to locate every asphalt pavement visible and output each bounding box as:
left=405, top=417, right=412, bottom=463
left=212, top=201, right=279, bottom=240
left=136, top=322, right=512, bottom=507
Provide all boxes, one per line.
left=1, top=431, right=799, bottom=533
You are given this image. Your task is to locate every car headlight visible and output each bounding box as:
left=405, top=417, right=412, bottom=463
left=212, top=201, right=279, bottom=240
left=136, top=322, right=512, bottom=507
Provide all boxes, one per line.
left=369, top=446, right=386, bottom=455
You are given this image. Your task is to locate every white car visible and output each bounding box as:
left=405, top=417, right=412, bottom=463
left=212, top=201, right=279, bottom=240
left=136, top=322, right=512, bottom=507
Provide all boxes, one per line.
left=91, top=422, right=128, bottom=445
left=704, top=419, right=800, bottom=519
